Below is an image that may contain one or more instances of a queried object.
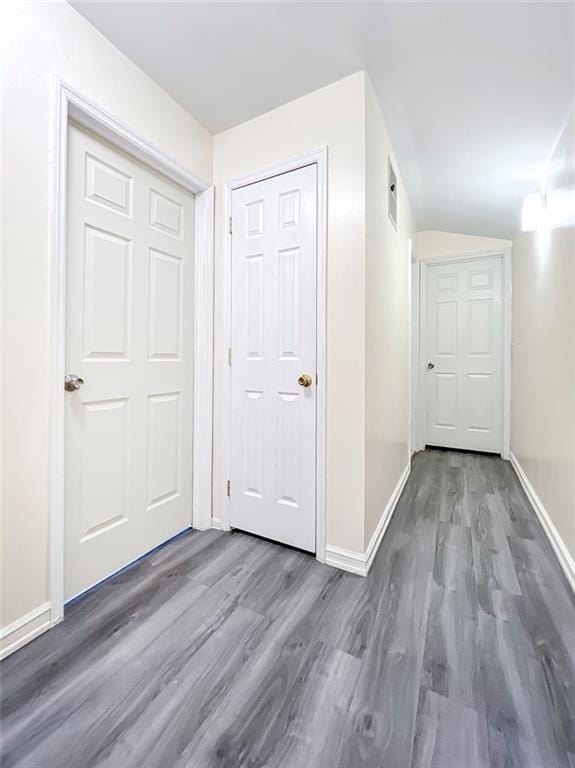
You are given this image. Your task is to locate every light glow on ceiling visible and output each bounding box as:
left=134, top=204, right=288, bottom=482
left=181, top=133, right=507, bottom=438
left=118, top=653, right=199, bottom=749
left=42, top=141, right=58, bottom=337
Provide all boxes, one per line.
left=521, top=192, right=544, bottom=232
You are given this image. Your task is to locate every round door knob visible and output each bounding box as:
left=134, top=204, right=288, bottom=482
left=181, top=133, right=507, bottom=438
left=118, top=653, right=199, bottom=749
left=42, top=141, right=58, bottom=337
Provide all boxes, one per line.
left=298, top=373, right=313, bottom=388
left=427, top=362, right=435, bottom=370
left=65, top=374, right=84, bottom=392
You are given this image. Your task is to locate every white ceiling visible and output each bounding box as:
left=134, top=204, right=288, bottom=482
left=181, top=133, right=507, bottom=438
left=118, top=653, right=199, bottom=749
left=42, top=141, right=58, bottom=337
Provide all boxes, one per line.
left=70, top=1, right=574, bottom=238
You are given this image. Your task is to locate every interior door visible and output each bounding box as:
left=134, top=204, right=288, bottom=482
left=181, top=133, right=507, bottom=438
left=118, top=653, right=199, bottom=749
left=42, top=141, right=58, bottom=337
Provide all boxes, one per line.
left=64, top=124, right=195, bottom=601
left=425, top=257, right=502, bottom=453
left=230, top=164, right=317, bottom=552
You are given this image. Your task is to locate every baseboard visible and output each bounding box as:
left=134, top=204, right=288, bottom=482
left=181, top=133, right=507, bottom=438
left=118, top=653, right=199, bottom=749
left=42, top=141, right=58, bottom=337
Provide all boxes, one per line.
left=325, top=461, right=411, bottom=578
left=510, top=452, right=575, bottom=594
left=364, top=462, right=411, bottom=572
left=0, top=602, right=52, bottom=660
left=324, top=544, right=369, bottom=576
left=210, top=517, right=231, bottom=532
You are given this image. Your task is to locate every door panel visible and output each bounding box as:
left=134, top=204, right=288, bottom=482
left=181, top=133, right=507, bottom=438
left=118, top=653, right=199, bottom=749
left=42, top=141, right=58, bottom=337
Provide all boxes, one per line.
left=468, top=374, right=492, bottom=432
left=146, top=392, right=181, bottom=509
left=65, top=125, right=194, bottom=600
left=230, top=165, right=317, bottom=552
left=436, top=302, right=457, bottom=355
left=468, top=299, right=492, bottom=355
left=434, top=373, right=458, bottom=429
left=83, top=226, right=132, bottom=360
left=148, top=248, right=183, bottom=359
left=425, top=258, right=502, bottom=453
left=79, top=397, right=129, bottom=540
left=243, top=389, right=265, bottom=498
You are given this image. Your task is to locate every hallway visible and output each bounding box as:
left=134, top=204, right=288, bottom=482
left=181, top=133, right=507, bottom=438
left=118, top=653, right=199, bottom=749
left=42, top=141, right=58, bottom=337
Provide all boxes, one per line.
left=1, top=449, right=574, bottom=768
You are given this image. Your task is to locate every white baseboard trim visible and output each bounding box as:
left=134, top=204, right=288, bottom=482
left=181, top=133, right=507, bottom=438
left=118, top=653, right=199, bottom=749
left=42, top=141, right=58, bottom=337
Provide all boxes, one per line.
left=365, top=462, right=411, bottom=572
left=325, top=461, right=411, bottom=578
left=210, top=517, right=231, bottom=532
left=0, top=602, right=52, bottom=660
left=323, top=544, right=369, bottom=577
left=510, top=452, right=575, bottom=594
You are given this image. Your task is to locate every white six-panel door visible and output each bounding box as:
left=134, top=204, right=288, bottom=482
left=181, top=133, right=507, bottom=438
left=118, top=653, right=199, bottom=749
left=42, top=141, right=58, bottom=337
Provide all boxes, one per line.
left=230, top=165, right=317, bottom=552
left=64, top=124, right=195, bottom=600
left=425, top=257, right=502, bottom=453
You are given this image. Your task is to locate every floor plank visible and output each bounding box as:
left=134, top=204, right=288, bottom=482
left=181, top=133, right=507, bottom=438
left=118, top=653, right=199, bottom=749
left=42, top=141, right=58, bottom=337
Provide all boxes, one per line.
left=1, top=449, right=574, bottom=768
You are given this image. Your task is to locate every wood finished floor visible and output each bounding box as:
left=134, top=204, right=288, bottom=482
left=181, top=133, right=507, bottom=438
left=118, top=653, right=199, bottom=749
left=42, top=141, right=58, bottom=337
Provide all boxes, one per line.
left=1, top=449, right=574, bottom=768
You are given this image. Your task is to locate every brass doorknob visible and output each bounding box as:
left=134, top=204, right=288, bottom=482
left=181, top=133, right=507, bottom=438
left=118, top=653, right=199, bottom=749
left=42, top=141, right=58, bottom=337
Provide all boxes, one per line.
left=298, top=373, right=313, bottom=388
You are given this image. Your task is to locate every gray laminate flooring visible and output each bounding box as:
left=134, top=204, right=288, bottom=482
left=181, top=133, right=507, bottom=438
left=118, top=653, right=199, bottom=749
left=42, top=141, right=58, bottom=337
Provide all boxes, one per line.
left=1, top=449, right=574, bottom=768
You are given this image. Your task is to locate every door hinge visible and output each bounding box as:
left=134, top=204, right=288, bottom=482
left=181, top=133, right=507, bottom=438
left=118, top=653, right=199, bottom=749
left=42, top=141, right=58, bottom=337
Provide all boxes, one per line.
left=228, top=216, right=232, bottom=236
left=227, top=480, right=231, bottom=497
left=228, top=347, right=232, bottom=366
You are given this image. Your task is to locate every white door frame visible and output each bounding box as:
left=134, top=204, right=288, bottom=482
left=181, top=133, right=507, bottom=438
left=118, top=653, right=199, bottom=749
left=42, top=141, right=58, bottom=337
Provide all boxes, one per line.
left=409, top=239, right=419, bottom=456
left=220, top=149, right=328, bottom=563
left=49, top=80, right=214, bottom=624
left=416, top=247, right=512, bottom=459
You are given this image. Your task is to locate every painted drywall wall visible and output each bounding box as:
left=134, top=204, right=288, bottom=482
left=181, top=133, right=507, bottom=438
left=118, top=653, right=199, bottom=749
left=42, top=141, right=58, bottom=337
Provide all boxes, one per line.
left=1, top=1, right=212, bottom=635
left=364, top=77, right=415, bottom=548
left=416, top=230, right=511, bottom=261
left=511, top=114, right=575, bottom=561
left=213, top=72, right=367, bottom=553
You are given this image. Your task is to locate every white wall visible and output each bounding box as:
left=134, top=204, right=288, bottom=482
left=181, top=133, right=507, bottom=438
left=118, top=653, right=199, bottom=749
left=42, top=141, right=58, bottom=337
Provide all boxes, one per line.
left=1, top=1, right=212, bottom=635
left=364, top=77, right=415, bottom=547
left=416, top=230, right=511, bottom=261
left=213, top=72, right=367, bottom=552
left=511, top=114, right=575, bottom=562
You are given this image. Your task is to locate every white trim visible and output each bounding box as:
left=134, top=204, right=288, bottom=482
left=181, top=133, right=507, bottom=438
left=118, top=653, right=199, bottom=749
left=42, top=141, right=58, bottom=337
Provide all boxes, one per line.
left=325, top=461, right=411, bottom=577
left=0, top=603, right=52, bottom=660
left=364, top=461, right=411, bottom=571
left=315, top=150, right=328, bottom=562
left=409, top=241, right=421, bottom=453
left=220, top=148, right=328, bottom=562
left=66, top=91, right=207, bottom=193
left=501, top=246, right=512, bottom=460
left=419, top=247, right=509, bottom=264
left=49, top=79, right=213, bottom=626
left=417, top=248, right=512, bottom=457
left=510, top=453, right=575, bottom=594
left=416, top=258, right=427, bottom=452
left=323, top=545, right=368, bottom=577
left=193, top=186, right=215, bottom=530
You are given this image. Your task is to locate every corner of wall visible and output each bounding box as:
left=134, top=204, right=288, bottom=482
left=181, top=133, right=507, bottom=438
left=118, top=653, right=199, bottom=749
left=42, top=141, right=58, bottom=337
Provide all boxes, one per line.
left=362, top=72, right=415, bottom=558
left=509, top=113, right=575, bottom=574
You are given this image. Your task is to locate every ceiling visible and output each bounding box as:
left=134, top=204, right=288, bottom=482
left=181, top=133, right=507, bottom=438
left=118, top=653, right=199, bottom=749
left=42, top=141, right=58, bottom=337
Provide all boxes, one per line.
left=70, top=1, right=574, bottom=238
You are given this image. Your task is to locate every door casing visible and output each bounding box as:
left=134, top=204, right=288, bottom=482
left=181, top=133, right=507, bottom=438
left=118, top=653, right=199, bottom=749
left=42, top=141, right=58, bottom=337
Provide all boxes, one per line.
left=415, top=248, right=512, bottom=458
left=220, top=149, right=327, bottom=563
left=409, top=239, right=419, bottom=456
left=49, top=80, right=214, bottom=625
